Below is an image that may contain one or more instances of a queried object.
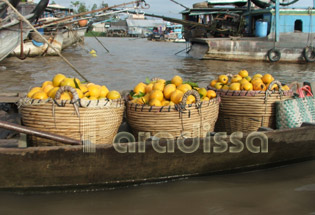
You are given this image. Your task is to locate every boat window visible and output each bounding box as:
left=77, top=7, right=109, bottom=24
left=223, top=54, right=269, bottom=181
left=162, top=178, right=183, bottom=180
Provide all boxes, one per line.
left=294, top=20, right=303, bottom=32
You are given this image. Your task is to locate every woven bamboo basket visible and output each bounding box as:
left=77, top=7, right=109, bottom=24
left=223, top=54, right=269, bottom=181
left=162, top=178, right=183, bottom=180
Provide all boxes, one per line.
left=208, top=80, right=293, bottom=134
left=19, top=86, right=125, bottom=146
left=126, top=90, right=220, bottom=139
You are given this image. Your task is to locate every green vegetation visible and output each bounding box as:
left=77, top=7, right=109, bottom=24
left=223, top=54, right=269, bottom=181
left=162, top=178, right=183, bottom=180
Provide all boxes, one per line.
left=70, top=1, right=109, bottom=14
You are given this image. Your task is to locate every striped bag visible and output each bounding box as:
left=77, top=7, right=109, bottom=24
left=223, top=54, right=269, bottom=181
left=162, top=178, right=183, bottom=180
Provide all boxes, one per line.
left=276, top=86, right=315, bottom=129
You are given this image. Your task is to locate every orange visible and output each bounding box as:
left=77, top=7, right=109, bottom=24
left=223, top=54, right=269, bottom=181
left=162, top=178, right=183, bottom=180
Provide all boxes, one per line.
left=186, top=95, right=196, bottom=104
left=206, top=90, right=216, bottom=99
left=214, top=82, right=224, bottom=90
left=262, top=74, right=274, bottom=84
left=99, top=85, right=109, bottom=98
left=171, top=75, right=183, bottom=87
left=149, top=90, right=164, bottom=101
left=163, top=84, right=176, bottom=99
left=241, top=83, right=253, bottom=91
left=231, top=74, right=242, bottom=83
left=27, top=87, right=42, bottom=98
left=42, top=81, right=53, bottom=88
left=52, top=74, right=66, bottom=87
left=134, top=82, right=146, bottom=94
left=229, top=83, right=241, bottom=91
left=32, top=91, right=48, bottom=100
left=42, top=84, right=54, bottom=94
left=107, top=90, right=121, bottom=100
left=59, top=92, right=72, bottom=100
left=88, top=85, right=101, bottom=98
left=239, top=70, right=248, bottom=78
left=149, top=98, right=162, bottom=106
left=145, top=83, right=154, bottom=93
left=153, top=82, right=165, bottom=91
left=210, top=80, right=218, bottom=87
left=177, top=84, right=192, bottom=93
left=48, top=87, right=59, bottom=99
left=60, top=78, right=76, bottom=88
left=218, top=75, right=228, bottom=84
left=170, top=90, right=184, bottom=104
left=253, top=82, right=267, bottom=91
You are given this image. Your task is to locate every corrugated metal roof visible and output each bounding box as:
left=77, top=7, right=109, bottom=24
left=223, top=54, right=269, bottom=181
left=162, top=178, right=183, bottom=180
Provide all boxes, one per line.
left=126, top=19, right=166, bottom=27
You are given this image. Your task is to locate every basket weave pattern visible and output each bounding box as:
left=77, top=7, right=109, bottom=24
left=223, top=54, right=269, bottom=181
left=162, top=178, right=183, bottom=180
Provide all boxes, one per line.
left=20, top=97, right=125, bottom=146
left=209, top=82, right=293, bottom=134
left=126, top=93, right=220, bottom=138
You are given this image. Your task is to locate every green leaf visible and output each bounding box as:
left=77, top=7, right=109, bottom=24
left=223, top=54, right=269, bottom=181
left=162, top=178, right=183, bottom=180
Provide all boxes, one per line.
left=165, top=80, right=172, bottom=85
left=145, top=77, right=151, bottom=84
left=74, top=78, right=80, bottom=88
left=183, top=81, right=199, bottom=88
left=132, top=92, right=145, bottom=98
left=199, top=93, right=204, bottom=98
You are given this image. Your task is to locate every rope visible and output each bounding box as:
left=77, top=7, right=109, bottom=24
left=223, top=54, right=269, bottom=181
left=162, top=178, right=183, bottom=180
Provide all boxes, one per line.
left=307, top=7, right=313, bottom=47
left=3, top=0, right=90, bottom=82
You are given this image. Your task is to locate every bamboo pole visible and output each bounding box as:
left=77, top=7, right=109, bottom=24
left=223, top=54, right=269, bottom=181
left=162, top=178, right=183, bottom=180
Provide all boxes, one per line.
left=3, top=0, right=90, bottom=82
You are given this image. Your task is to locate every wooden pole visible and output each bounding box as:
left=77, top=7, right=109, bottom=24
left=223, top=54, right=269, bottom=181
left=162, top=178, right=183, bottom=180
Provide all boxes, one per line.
left=3, top=0, right=90, bottom=82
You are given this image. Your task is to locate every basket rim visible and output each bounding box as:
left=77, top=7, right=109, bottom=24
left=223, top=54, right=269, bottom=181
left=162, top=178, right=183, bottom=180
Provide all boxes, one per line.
left=126, top=96, right=221, bottom=112
left=19, top=97, right=125, bottom=108
left=207, top=86, right=293, bottom=97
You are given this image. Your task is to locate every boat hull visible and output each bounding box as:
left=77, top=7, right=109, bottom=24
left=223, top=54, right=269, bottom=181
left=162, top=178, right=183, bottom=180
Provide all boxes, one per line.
left=0, top=23, right=30, bottom=61
left=62, top=28, right=85, bottom=50
left=0, top=126, right=314, bottom=191
left=189, top=33, right=313, bottom=63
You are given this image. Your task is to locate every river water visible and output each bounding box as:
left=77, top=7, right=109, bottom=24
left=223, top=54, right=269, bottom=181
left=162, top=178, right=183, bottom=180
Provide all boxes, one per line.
left=0, top=37, right=315, bottom=215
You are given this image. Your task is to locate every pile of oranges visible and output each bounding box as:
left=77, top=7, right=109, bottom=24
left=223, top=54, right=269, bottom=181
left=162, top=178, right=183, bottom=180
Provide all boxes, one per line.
left=129, top=75, right=217, bottom=106
left=210, top=70, right=290, bottom=91
left=27, top=74, right=121, bottom=100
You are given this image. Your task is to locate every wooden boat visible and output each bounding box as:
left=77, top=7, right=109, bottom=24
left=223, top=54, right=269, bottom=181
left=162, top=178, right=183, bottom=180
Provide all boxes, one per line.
left=0, top=93, right=314, bottom=192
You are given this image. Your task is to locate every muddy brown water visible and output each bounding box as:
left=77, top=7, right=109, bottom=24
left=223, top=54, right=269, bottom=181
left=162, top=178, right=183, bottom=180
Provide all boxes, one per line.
left=0, top=37, right=314, bottom=215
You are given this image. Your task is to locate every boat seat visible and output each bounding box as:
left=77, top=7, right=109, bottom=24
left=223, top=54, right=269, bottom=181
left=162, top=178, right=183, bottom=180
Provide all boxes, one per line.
left=257, top=127, right=274, bottom=131
left=301, top=122, right=315, bottom=127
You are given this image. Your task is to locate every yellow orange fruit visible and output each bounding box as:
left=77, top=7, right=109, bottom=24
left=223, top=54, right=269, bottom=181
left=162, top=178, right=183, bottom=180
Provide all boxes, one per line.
left=262, top=74, right=274, bottom=84
left=59, top=92, right=72, bottom=100
left=170, top=90, right=184, bottom=104
left=240, top=78, right=249, bottom=85
left=89, top=96, right=98, bottom=100
left=210, top=80, right=218, bottom=87
left=157, top=79, right=166, bottom=84
left=48, top=87, right=59, bottom=99
left=229, top=83, right=241, bottom=91
left=241, top=83, right=253, bottom=91
left=214, top=82, right=224, bottom=90
left=99, top=85, right=109, bottom=98
left=27, top=87, right=42, bottom=98
left=186, top=95, right=196, bottom=104
left=75, top=88, right=84, bottom=99
left=281, top=85, right=290, bottom=91
left=79, top=84, right=88, bottom=93
left=42, top=84, right=54, bottom=94
left=153, top=82, right=165, bottom=91
left=161, top=100, right=170, bottom=106
left=267, top=83, right=279, bottom=91
left=253, top=82, right=267, bottom=91
left=60, top=78, right=76, bottom=88
left=198, top=88, right=207, bottom=98
left=134, top=82, right=146, bottom=94
left=231, top=74, right=242, bottom=83
left=163, top=84, right=176, bottom=99
left=145, top=83, right=154, bottom=93
left=171, top=75, right=183, bottom=87
left=251, top=78, right=263, bottom=85
left=206, top=90, right=216, bottom=99
left=52, top=74, right=66, bottom=87
left=42, top=81, right=53, bottom=88
left=32, top=91, right=48, bottom=100
left=88, top=85, right=101, bottom=98
left=107, top=90, right=121, bottom=100
left=202, top=97, right=210, bottom=101
left=149, top=90, right=164, bottom=102
left=218, top=75, right=228, bottom=84
left=239, top=70, right=249, bottom=78
left=252, top=74, right=263, bottom=79
left=149, top=98, right=162, bottom=106
left=245, top=76, right=252, bottom=82
left=222, top=85, right=230, bottom=90
left=177, top=84, right=192, bottom=93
